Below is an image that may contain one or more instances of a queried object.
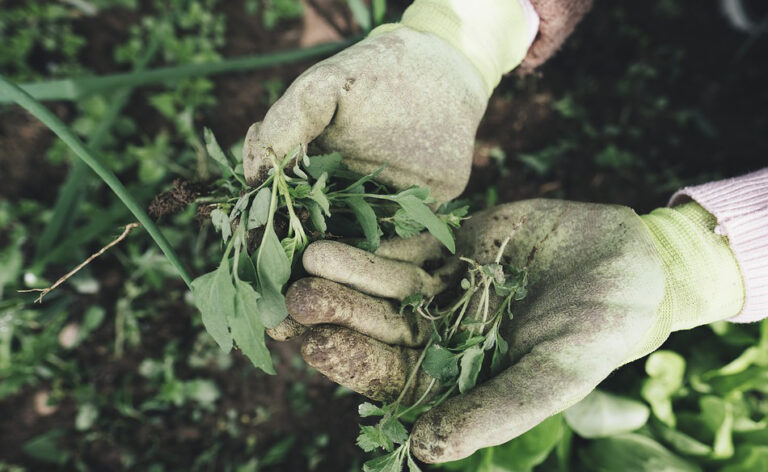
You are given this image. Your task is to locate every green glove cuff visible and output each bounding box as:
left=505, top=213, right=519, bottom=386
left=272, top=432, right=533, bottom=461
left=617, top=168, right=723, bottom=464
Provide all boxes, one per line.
left=628, top=203, right=745, bottom=361
left=371, top=0, right=533, bottom=96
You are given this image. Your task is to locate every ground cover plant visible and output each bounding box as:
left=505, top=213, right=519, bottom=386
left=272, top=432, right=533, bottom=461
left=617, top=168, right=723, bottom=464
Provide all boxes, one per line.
left=1, top=0, right=768, bottom=471
left=192, top=130, right=464, bottom=374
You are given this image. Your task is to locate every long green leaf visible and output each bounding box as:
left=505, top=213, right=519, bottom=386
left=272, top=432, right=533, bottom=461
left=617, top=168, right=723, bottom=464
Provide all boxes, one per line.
left=0, top=40, right=357, bottom=103
left=35, top=38, right=160, bottom=261
left=0, top=75, right=193, bottom=287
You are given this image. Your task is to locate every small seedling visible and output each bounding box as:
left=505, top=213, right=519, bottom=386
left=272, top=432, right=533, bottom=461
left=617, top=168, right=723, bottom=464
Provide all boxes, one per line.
left=356, top=237, right=528, bottom=471
left=192, top=129, right=468, bottom=373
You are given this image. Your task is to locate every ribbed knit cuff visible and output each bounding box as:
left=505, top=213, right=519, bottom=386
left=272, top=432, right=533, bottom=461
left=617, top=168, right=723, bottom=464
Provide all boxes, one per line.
left=393, top=0, right=539, bottom=95
left=670, top=168, right=768, bottom=323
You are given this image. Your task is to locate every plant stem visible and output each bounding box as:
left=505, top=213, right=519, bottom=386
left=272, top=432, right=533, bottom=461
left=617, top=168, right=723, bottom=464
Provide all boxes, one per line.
left=34, top=37, right=161, bottom=263
left=0, top=75, right=193, bottom=288
left=0, top=39, right=358, bottom=103
left=394, top=337, right=434, bottom=406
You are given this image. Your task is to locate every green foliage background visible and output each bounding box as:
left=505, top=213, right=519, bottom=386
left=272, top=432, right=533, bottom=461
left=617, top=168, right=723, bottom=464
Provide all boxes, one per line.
left=1, top=0, right=767, bottom=470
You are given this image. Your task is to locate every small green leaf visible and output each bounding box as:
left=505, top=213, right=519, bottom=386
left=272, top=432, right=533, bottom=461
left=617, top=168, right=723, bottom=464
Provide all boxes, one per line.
left=422, top=344, right=459, bottom=383
left=564, top=389, right=650, bottom=438
left=305, top=152, right=343, bottom=179
left=642, top=350, right=686, bottom=427
left=210, top=208, right=231, bottom=243
left=393, top=195, right=455, bottom=253
left=22, top=429, right=70, bottom=465
left=406, top=452, right=423, bottom=472
left=347, top=0, right=371, bottom=30
left=247, top=187, right=271, bottom=230
left=191, top=259, right=234, bottom=352
left=381, top=416, right=409, bottom=445
left=346, top=196, right=381, bottom=252
left=400, top=294, right=424, bottom=315
left=458, top=346, right=485, bottom=393
left=309, top=172, right=331, bottom=215
left=357, top=425, right=392, bottom=452
left=290, top=183, right=311, bottom=199
left=306, top=201, right=327, bottom=234
left=255, top=225, right=291, bottom=328
left=359, top=402, right=385, bottom=418
left=204, top=127, right=232, bottom=170
left=363, top=446, right=404, bottom=472
left=231, top=278, right=274, bottom=374
left=393, top=209, right=425, bottom=239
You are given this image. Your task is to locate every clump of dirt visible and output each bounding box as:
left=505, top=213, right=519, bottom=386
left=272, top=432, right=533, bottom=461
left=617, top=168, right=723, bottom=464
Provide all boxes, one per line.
left=148, top=179, right=207, bottom=220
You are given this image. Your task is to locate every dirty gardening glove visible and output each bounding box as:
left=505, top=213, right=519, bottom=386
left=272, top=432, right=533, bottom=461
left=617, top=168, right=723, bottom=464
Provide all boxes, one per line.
left=281, top=199, right=744, bottom=463
left=243, top=0, right=537, bottom=203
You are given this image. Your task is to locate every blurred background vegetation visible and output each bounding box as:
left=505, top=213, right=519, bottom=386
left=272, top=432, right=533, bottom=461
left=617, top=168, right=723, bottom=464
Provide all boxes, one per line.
left=0, top=0, right=767, bottom=470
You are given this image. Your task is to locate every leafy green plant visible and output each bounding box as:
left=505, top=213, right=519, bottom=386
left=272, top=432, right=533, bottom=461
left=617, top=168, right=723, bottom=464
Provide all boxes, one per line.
left=356, top=238, right=528, bottom=471
left=192, top=129, right=466, bottom=373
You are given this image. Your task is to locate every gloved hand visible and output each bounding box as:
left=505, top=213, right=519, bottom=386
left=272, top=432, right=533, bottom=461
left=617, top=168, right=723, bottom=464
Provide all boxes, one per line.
left=274, top=199, right=744, bottom=463
left=243, top=0, right=536, bottom=203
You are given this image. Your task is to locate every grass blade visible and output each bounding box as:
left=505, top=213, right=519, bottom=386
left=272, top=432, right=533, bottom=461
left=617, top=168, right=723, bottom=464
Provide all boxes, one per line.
left=0, top=75, right=193, bottom=288
left=0, top=39, right=357, bottom=103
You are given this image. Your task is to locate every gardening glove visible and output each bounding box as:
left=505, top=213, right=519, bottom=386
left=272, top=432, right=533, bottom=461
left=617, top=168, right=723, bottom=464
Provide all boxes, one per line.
left=519, top=0, right=595, bottom=73
left=281, top=199, right=745, bottom=463
left=243, top=0, right=538, bottom=203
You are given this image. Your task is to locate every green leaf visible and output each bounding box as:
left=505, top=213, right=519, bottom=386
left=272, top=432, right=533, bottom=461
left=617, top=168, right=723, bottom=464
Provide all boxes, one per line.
left=306, top=201, right=327, bottom=234
left=700, top=396, right=734, bottom=459
left=395, top=186, right=432, bottom=201
left=210, top=208, right=231, bottom=243
left=563, top=389, right=650, bottom=438
left=491, top=332, right=509, bottom=374
left=721, top=446, right=768, bottom=472
left=309, top=171, right=331, bottom=215
left=231, top=278, right=274, bottom=374
left=642, top=350, right=686, bottom=427
left=357, top=425, right=392, bottom=452
left=653, top=421, right=712, bottom=456
left=290, top=183, right=311, bottom=199
left=346, top=196, right=381, bottom=252
left=393, top=195, right=455, bottom=253
left=305, top=152, right=342, bottom=179
left=363, top=447, right=404, bottom=472
left=581, top=434, right=701, bottom=472
left=255, top=225, right=291, bottom=328
left=22, top=429, right=71, bottom=465
left=458, top=346, right=485, bottom=393
left=191, top=259, right=234, bottom=352
left=359, top=402, right=385, bottom=418
left=393, top=208, right=425, bottom=239
left=406, top=452, right=423, bottom=472
left=203, top=127, right=232, bottom=170
left=423, top=344, right=459, bottom=383
left=381, top=416, right=409, bottom=445
left=400, top=294, right=424, bottom=315
left=247, top=187, right=271, bottom=230
left=347, top=0, right=372, bottom=30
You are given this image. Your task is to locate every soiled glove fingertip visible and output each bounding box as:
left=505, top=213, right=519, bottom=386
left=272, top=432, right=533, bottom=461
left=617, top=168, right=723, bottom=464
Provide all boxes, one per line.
left=265, top=316, right=306, bottom=341
left=410, top=412, right=458, bottom=464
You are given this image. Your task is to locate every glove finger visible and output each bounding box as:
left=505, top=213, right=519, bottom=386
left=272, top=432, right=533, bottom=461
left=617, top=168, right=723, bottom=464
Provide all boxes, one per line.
left=374, top=233, right=446, bottom=266
left=287, top=277, right=431, bottom=347
left=265, top=316, right=307, bottom=341
left=243, top=64, right=341, bottom=185
left=301, top=325, right=434, bottom=403
left=302, top=240, right=454, bottom=300
left=410, top=336, right=614, bottom=463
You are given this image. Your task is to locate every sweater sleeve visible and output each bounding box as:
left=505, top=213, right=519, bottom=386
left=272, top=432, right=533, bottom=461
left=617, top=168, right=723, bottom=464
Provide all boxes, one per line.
left=670, top=168, right=768, bottom=323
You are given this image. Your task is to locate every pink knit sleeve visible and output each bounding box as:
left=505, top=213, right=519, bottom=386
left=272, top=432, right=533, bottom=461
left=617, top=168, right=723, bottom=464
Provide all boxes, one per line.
left=669, top=168, right=768, bottom=323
